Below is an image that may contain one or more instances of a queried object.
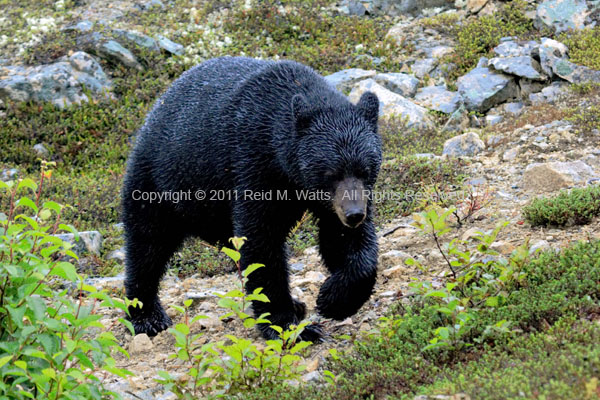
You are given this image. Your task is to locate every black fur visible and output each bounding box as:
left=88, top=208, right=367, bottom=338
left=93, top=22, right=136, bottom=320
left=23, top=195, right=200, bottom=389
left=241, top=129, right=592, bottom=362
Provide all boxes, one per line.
left=122, top=57, right=382, bottom=340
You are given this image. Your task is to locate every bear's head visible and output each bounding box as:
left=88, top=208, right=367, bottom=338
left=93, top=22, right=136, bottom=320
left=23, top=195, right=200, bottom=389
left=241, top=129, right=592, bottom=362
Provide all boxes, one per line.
left=291, top=91, right=382, bottom=228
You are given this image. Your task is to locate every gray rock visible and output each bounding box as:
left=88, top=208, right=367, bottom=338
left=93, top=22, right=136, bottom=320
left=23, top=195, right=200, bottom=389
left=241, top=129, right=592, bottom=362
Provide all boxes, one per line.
left=488, top=56, right=547, bottom=81
left=348, top=79, right=433, bottom=128
left=414, top=85, right=462, bottom=114
left=503, top=147, right=519, bottom=161
left=86, top=274, right=125, bottom=291
left=426, top=45, right=454, bottom=59
left=107, top=247, right=126, bottom=263
left=443, top=132, right=486, bottom=157
left=503, top=101, right=524, bottom=116
left=338, top=0, right=367, bottom=15
left=33, top=143, right=49, bottom=157
left=529, top=239, right=551, bottom=254
left=519, top=79, right=546, bottom=99
left=98, top=40, right=143, bottom=70
left=535, top=0, right=598, bottom=33
left=0, top=52, right=113, bottom=107
left=62, top=20, right=94, bottom=33
left=56, top=231, right=103, bottom=256
left=290, top=262, right=305, bottom=272
left=492, top=40, right=537, bottom=58
left=411, top=58, right=437, bottom=79
left=135, top=0, right=166, bottom=10
left=112, top=29, right=160, bottom=52
left=155, top=34, right=185, bottom=56
left=485, top=114, right=503, bottom=126
left=529, top=81, right=568, bottom=105
left=324, top=68, right=376, bottom=92
left=476, top=57, right=489, bottom=68
left=373, top=72, right=419, bottom=98
left=442, top=104, right=470, bottom=132
left=522, top=160, right=598, bottom=193
left=456, top=67, right=518, bottom=112
left=536, top=37, right=569, bottom=78
left=552, top=58, right=600, bottom=84
left=365, top=0, right=454, bottom=16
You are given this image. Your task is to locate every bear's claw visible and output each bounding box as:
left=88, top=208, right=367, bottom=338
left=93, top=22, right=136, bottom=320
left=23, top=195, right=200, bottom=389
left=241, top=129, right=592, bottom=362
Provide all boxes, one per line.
left=128, top=301, right=173, bottom=337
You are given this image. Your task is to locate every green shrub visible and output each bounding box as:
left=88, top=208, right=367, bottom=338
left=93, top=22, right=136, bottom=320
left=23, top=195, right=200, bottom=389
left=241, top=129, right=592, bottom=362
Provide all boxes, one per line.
left=0, top=168, right=134, bottom=399
left=560, top=27, right=600, bottom=71
left=157, top=237, right=319, bottom=398
left=420, top=12, right=461, bottom=35
left=523, top=185, right=600, bottom=227
left=234, top=225, right=600, bottom=400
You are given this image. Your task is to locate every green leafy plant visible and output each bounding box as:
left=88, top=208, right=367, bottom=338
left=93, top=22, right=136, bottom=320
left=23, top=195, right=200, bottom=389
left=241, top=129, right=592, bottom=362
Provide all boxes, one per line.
left=157, top=237, right=316, bottom=398
left=0, top=164, right=134, bottom=399
left=523, top=185, right=600, bottom=227
left=406, top=206, right=529, bottom=352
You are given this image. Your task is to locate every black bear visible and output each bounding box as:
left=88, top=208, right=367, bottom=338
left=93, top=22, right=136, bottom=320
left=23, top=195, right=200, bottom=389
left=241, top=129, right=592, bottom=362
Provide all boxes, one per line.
left=122, top=57, right=382, bottom=341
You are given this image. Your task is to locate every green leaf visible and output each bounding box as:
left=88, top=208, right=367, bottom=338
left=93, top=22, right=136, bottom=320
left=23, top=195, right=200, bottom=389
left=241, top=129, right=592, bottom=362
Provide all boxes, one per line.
left=42, top=201, right=63, bottom=214
left=26, top=296, right=47, bottom=320
left=174, top=323, right=190, bottom=335
left=17, top=178, right=37, bottom=193
left=0, top=356, right=13, bottom=368
left=221, top=246, right=240, bottom=263
left=243, top=263, right=264, bottom=277
left=16, top=197, right=38, bottom=214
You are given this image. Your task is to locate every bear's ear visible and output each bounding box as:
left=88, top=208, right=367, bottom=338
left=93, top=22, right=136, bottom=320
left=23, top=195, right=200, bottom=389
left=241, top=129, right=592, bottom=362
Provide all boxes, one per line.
left=291, top=94, right=312, bottom=131
left=357, top=91, right=379, bottom=128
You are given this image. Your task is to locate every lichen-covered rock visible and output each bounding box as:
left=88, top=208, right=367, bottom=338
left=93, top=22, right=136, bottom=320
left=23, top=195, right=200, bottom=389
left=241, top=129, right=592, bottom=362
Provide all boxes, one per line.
left=493, top=39, right=537, bottom=58
left=551, top=58, right=600, bottom=84
left=534, top=0, right=598, bottom=33
left=536, top=37, right=569, bottom=77
left=373, top=72, right=419, bottom=98
left=98, top=40, right=144, bottom=70
left=414, top=85, right=462, bottom=114
left=55, top=231, right=103, bottom=256
left=113, top=29, right=161, bottom=52
left=442, top=132, right=486, bottom=157
left=352, top=0, right=454, bottom=16
left=411, top=58, right=437, bottom=79
left=155, top=34, right=185, bottom=56
left=324, top=68, right=376, bottom=92
left=348, top=79, right=433, bottom=128
left=488, top=56, right=547, bottom=81
left=0, top=52, right=113, bottom=107
left=456, top=67, right=518, bottom=112
left=529, top=81, right=568, bottom=105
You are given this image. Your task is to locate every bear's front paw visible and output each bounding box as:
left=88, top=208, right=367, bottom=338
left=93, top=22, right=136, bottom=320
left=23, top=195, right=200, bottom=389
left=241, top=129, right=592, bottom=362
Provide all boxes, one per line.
left=316, top=271, right=376, bottom=320
left=128, top=300, right=173, bottom=337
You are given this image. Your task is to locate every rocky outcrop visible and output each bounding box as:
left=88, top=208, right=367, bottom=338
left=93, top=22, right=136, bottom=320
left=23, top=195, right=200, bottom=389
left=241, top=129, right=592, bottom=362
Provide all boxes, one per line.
left=0, top=52, right=113, bottom=107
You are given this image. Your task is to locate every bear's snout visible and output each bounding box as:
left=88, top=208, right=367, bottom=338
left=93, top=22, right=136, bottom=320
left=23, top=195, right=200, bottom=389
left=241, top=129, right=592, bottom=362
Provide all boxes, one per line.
left=333, top=177, right=367, bottom=228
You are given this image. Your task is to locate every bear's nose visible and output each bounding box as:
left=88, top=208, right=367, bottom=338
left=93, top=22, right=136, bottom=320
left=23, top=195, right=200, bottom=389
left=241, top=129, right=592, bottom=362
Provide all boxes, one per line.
left=345, top=210, right=365, bottom=227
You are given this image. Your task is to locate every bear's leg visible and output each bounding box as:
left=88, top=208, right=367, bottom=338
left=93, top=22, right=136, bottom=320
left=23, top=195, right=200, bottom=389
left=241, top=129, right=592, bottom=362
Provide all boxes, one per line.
left=124, top=226, right=184, bottom=336
left=316, top=212, right=378, bottom=320
left=233, top=201, right=322, bottom=342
